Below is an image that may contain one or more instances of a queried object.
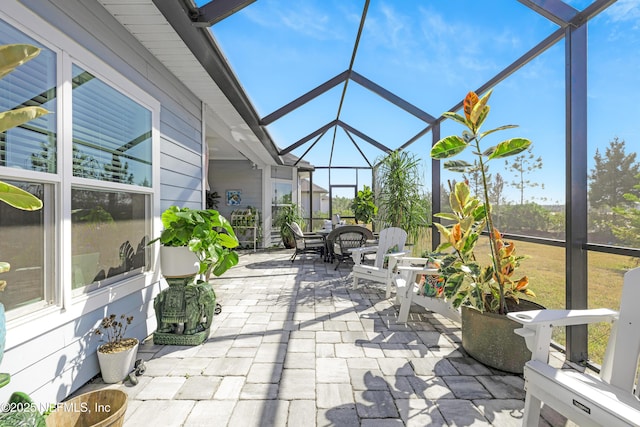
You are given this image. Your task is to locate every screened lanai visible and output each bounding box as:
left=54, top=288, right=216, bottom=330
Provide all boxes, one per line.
left=156, top=0, right=640, bottom=368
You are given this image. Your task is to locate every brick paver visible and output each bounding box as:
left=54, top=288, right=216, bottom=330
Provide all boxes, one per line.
left=73, top=249, right=571, bottom=426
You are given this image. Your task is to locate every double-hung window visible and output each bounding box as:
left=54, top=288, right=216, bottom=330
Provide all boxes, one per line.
left=70, top=65, right=152, bottom=294
left=0, top=16, right=157, bottom=318
left=0, top=20, right=57, bottom=317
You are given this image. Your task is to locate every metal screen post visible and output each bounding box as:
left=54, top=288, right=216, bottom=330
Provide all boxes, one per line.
left=565, top=23, right=589, bottom=364
left=431, top=123, right=441, bottom=251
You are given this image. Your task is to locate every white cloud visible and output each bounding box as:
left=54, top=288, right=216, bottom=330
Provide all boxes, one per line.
left=242, top=0, right=350, bottom=41
left=605, top=0, right=640, bottom=24
left=417, top=7, right=498, bottom=75
left=600, top=0, right=640, bottom=41
left=362, top=2, right=418, bottom=56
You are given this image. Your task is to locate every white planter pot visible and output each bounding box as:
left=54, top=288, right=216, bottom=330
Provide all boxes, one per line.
left=160, top=246, right=199, bottom=278
left=97, top=339, right=139, bottom=383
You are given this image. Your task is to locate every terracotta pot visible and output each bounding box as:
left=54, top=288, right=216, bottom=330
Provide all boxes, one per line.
left=45, top=389, right=127, bottom=427
left=461, top=300, right=545, bottom=374
left=97, top=339, right=139, bottom=383
left=160, top=246, right=198, bottom=278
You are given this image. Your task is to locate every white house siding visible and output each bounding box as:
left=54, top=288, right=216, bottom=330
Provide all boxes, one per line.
left=159, top=109, right=203, bottom=210
left=0, top=0, right=206, bottom=406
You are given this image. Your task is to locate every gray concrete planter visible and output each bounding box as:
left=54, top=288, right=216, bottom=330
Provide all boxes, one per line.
left=461, top=300, right=545, bottom=374
left=97, top=339, right=139, bottom=384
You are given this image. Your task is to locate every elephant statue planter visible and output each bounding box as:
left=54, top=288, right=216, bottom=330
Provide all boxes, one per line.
left=153, top=277, right=216, bottom=346
left=150, top=207, right=240, bottom=346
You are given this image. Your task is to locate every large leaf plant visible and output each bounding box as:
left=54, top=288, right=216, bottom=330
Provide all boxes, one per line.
left=151, top=206, right=239, bottom=278
left=273, top=204, right=304, bottom=247
left=351, top=185, right=377, bottom=224
left=0, top=44, right=49, bottom=291
left=430, top=90, right=534, bottom=314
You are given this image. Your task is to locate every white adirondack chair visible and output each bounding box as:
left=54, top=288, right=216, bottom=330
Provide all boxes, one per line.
left=394, top=257, right=461, bottom=323
left=350, top=227, right=407, bottom=298
left=507, top=267, right=640, bottom=427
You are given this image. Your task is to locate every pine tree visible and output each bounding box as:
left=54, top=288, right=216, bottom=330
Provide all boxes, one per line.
left=489, top=172, right=505, bottom=207
left=462, top=159, right=491, bottom=198
left=588, top=137, right=640, bottom=209
left=505, top=148, right=543, bottom=205
left=611, top=172, right=640, bottom=248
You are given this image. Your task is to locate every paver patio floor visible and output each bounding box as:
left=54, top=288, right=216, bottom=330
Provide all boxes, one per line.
left=74, top=249, right=573, bottom=426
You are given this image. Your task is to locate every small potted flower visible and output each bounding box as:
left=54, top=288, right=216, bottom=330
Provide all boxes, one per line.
left=94, top=314, right=138, bottom=383
left=418, top=253, right=444, bottom=297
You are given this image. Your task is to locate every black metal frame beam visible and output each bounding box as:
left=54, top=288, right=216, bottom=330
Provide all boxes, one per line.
left=260, top=71, right=350, bottom=126
left=521, top=0, right=619, bottom=365
left=578, top=0, right=620, bottom=24
left=264, top=0, right=425, bottom=167
left=519, top=0, right=615, bottom=28
left=342, top=127, right=372, bottom=168
left=161, top=3, right=628, bottom=365
left=328, top=184, right=357, bottom=221
left=565, top=20, right=589, bottom=365
left=268, top=0, right=615, bottom=161
left=263, top=68, right=430, bottom=164
left=338, top=121, right=391, bottom=154
left=154, top=0, right=282, bottom=164
left=399, top=25, right=566, bottom=151
left=279, top=120, right=338, bottom=155
left=332, top=0, right=369, bottom=123
left=279, top=119, right=390, bottom=158
left=190, top=0, right=256, bottom=27
left=350, top=71, right=435, bottom=124
left=314, top=166, right=371, bottom=170
left=517, top=0, right=578, bottom=26
left=293, top=129, right=329, bottom=167
left=431, top=123, right=441, bottom=250
left=401, top=0, right=614, bottom=154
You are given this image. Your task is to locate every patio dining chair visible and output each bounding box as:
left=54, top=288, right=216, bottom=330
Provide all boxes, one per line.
left=507, top=266, right=640, bottom=427
left=286, top=222, right=325, bottom=262
left=350, top=227, right=407, bottom=298
left=325, top=225, right=374, bottom=270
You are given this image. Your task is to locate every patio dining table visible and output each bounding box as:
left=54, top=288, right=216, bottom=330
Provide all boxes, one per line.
left=318, top=226, right=377, bottom=265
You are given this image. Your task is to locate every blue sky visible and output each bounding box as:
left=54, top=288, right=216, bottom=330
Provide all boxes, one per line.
left=202, top=0, right=640, bottom=205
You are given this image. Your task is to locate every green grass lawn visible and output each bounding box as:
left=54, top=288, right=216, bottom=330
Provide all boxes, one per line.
left=414, top=232, right=638, bottom=365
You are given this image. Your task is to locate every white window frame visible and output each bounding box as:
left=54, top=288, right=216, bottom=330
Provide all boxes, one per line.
left=65, top=59, right=156, bottom=298
left=0, top=4, right=162, bottom=348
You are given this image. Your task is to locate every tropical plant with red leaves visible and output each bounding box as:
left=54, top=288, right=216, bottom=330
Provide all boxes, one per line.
left=430, top=90, right=535, bottom=314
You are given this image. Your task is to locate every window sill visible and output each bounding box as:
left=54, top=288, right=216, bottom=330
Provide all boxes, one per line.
left=4, top=271, right=159, bottom=350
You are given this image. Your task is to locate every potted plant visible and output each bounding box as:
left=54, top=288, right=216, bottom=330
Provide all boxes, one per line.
left=150, top=205, right=239, bottom=280
left=273, top=203, right=304, bottom=248
left=375, top=150, right=429, bottom=244
left=93, top=314, right=138, bottom=383
left=430, top=89, right=539, bottom=373
left=205, top=190, right=220, bottom=209
left=149, top=206, right=239, bottom=346
left=351, top=185, right=377, bottom=225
